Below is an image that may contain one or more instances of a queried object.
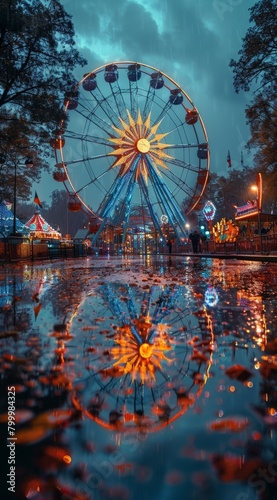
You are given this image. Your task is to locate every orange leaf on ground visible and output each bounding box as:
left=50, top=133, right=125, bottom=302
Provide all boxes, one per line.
left=225, top=364, right=253, bottom=382
left=212, top=454, right=265, bottom=482
left=33, top=408, right=73, bottom=426
left=209, top=416, right=248, bottom=432
left=16, top=426, right=50, bottom=445
left=34, top=302, right=43, bottom=319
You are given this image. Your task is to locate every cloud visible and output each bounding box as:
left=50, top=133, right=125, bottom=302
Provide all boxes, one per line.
left=40, top=0, right=256, bottom=205
left=119, top=2, right=161, bottom=55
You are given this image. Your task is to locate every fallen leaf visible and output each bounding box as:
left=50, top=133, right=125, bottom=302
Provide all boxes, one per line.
left=16, top=426, right=51, bottom=445
left=34, top=303, right=43, bottom=319
left=225, top=364, right=252, bottom=382
left=212, top=454, right=266, bottom=482
left=209, top=416, right=248, bottom=432
left=33, top=408, right=73, bottom=426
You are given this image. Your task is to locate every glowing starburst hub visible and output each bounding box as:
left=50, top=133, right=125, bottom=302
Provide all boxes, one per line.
left=107, top=109, right=173, bottom=183
left=110, top=318, right=172, bottom=384
left=136, top=138, right=150, bottom=153
left=139, top=343, right=153, bottom=359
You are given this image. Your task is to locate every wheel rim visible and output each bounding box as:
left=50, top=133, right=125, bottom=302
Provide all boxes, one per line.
left=72, top=282, right=214, bottom=434
left=52, top=61, right=209, bottom=244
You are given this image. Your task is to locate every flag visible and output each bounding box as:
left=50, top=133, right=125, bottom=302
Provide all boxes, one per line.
left=227, top=150, right=232, bottom=168
left=34, top=191, right=42, bottom=208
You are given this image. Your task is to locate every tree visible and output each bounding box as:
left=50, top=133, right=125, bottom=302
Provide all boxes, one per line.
left=18, top=189, right=87, bottom=237
left=0, top=119, right=42, bottom=205
left=245, top=83, right=277, bottom=209
left=229, top=0, right=277, bottom=209
left=230, top=0, right=277, bottom=93
left=0, top=0, right=86, bottom=197
left=46, top=189, right=87, bottom=237
left=205, top=168, right=256, bottom=222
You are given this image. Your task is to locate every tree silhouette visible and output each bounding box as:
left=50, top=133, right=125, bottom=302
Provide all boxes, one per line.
left=46, top=189, right=86, bottom=237
left=230, top=0, right=277, bottom=210
left=0, top=0, right=87, bottom=193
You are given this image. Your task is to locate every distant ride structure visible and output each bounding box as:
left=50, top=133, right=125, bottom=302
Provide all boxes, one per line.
left=52, top=61, right=209, bottom=245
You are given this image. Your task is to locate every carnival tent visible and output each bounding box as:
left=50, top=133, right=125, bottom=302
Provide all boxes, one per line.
left=0, top=200, right=29, bottom=236
left=25, top=210, right=61, bottom=240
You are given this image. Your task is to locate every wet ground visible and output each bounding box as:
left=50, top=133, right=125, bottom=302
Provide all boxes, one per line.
left=0, top=255, right=277, bottom=500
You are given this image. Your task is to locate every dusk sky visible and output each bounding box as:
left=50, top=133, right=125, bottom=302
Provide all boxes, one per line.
left=36, top=0, right=257, bottom=203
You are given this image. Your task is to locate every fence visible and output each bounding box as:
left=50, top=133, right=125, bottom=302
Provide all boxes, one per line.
left=200, top=234, right=277, bottom=254
left=1, top=234, right=277, bottom=262
left=0, top=237, right=88, bottom=262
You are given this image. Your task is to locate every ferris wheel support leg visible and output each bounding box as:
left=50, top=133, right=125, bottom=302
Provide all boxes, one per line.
left=89, top=218, right=109, bottom=253
left=147, top=160, right=187, bottom=242
left=139, top=177, right=166, bottom=243
left=121, top=174, right=137, bottom=245
left=97, top=173, right=131, bottom=219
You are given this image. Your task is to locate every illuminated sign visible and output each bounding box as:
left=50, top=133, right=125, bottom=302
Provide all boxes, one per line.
left=235, top=200, right=258, bottom=220
left=203, top=201, right=216, bottom=221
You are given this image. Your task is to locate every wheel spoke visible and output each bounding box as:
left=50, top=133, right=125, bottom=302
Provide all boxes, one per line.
left=64, top=131, right=115, bottom=148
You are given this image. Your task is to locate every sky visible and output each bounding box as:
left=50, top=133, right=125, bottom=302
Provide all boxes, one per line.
left=36, top=0, right=257, bottom=203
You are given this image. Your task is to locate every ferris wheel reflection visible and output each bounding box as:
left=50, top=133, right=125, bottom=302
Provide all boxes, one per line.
left=72, top=282, right=215, bottom=434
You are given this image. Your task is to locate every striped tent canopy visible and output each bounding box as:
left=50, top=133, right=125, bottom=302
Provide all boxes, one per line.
left=25, top=210, right=61, bottom=240
left=0, top=200, right=29, bottom=236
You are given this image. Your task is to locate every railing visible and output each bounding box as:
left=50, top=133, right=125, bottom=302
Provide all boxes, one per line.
left=0, top=238, right=88, bottom=262
left=0, top=234, right=277, bottom=261
left=200, top=234, right=277, bottom=254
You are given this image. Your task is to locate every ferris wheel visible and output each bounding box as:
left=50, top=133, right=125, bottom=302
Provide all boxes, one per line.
left=72, top=282, right=214, bottom=434
left=51, top=61, right=209, bottom=243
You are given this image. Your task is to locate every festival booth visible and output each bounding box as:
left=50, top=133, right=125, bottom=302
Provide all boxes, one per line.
left=212, top=218, right=239, bottom=253
left=235, top=207, right=277, bottom=253
left=25, top=210, right=61, bottom=240
left=0, top=201, right=30, bottom=260
left=0, top=200, right=29, bottom=237
left=25, top=210, right=62, bottom=259
left=233, top=172, right=277, bottom=252
left=208, top=173, right=277, bottom=254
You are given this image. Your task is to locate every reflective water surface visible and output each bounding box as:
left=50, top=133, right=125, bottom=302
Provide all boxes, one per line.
left=0, top=256, right=277, bottom=500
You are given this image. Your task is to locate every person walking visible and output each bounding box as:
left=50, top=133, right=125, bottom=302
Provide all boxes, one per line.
left=189, top=230, right=200, bottom=254
left=166, top=239, right=172, bottom=254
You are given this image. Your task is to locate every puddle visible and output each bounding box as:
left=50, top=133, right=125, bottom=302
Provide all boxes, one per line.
left=0, top=256, right=276, bottom=499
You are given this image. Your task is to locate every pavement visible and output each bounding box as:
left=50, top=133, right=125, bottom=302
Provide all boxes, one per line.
left=168, top=252, right=277, bottom=262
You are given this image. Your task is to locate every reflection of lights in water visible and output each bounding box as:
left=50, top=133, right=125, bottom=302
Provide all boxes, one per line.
left=250, top=306, right=267, bottom=350
left=111, top=320, right=172, bottom=384
left=72, top=283, right=215, bottom=433
left=204, top=286, right=219, bottom=307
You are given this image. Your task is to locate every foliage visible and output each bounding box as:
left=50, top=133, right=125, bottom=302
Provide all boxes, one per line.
left=229, top=0, right=277, bottom=208
left=0, top=0, right=87, bottom=199
left=205, top=168, right=257, bottom=222
left=246, top=83, right=277, bottom=211
left=0, top=119, right=42, bottom=203
left=230, top=0, right=277, bottom=93
left=18, top=189, right=87, bottom=237
left=45, top=190, right=87, bottom=237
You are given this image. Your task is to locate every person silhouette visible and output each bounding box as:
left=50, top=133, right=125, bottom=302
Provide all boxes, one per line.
left=167, top=239, right=172, bottom=254
left=189, top=230, right=200, bottom=254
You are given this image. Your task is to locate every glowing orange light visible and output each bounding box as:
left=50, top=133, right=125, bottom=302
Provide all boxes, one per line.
left=111, top=319, right=172, bottom=384
left=252, top=431, right=262, bottom=441
left=63, top=454, right=72, bottom=464
left=107, top=110, right=173, bottom=183
left=139, top=343, right=153, bottom=359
